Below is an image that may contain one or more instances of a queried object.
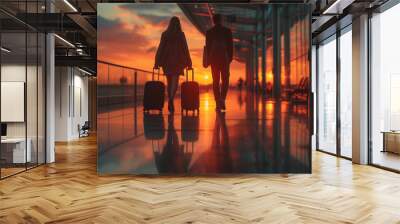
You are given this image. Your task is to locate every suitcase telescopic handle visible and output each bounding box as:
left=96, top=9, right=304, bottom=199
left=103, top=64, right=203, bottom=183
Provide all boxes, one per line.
left=186, top=68, right=194, bottom=81
left=153, top=68, right=160, bottom=81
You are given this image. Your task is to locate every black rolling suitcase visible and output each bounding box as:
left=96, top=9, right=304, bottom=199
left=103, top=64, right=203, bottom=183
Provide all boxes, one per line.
left=181, top=68, right=199, bottom=114
left=143, top=68, right=165, bottom=113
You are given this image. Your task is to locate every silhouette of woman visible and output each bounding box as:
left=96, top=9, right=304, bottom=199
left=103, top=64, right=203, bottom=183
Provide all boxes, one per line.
left=154, top=115, right=191, bottom=174
left=154, top=16, right=192, bottom=113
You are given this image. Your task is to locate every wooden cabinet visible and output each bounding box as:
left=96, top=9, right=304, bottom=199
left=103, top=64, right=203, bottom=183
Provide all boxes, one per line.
left=382, top=132, right=400, bottom=154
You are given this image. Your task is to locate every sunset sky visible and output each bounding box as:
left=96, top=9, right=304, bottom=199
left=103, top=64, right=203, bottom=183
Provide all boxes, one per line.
left=98, top=3, right=246, bottom=85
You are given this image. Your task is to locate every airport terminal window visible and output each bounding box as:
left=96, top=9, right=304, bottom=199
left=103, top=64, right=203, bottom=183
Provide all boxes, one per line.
left=317, top=35, right=337, bottom=155
left=370, top=3, right=400, bottom=171
left=339, top=27, right=352, bottom=158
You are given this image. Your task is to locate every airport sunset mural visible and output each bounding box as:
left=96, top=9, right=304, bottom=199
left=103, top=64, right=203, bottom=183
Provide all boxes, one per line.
left=97, top=3, right=311, bottom=175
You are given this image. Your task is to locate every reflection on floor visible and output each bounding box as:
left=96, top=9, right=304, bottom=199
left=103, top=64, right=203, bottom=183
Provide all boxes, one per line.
left=98, top=90, right=311, bottom=174
left=373, top=151, right=400, bottom=171
left=0, top=162, right=40, bottom=179
left=0, top=167, right=25, bottom=178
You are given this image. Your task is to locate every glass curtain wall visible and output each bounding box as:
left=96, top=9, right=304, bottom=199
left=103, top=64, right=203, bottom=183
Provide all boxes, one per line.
left=339, top=27, right=352, bottom=158
left=316, top=25, right=353, bottom=158
left=0, top=1, right=46, bottom=179
left=371, top=3, right=400, bottom=171
left=317, top=35, right=337, bottom=154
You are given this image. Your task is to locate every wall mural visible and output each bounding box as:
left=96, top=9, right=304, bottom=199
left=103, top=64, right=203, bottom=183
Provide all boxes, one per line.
left=97, top=3, right=311, bottom=174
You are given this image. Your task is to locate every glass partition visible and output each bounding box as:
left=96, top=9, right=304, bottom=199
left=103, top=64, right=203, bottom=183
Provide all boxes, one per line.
left=317, top=35, right=337, bottom=154
left=0, top=2, right=46, bottom=179
left=370, top=3, right=400, bottom=171
left=38, top=33, right=46, bottom=165
left=1, top=30, right=27, bottom=177
left=27, top=30, right=38, bottom=169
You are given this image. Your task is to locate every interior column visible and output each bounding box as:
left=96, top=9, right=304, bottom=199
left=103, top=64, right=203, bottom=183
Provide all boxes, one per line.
left=46, top=1, right=55, bottom=163
left=352, top=14, right=369, bottom=164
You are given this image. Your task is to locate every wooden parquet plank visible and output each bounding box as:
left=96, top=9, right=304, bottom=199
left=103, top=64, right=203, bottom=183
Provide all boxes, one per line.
left=0, top=135, right=400, bottom=224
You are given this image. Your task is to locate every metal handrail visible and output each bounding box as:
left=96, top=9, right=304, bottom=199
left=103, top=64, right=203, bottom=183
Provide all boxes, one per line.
left=98, top=60, right=188, bottom=82
left=97, top=60, right=163, bottom=75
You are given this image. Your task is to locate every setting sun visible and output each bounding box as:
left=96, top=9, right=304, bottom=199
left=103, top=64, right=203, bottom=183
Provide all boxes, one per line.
left=202, top=72, right=212, bottom=84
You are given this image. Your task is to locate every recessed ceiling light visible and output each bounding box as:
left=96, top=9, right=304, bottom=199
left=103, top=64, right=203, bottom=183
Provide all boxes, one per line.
left=54, top=34, right=75, bottom=48
left=1, top=47, right=11, bottom=53
left=78, top=67, right=93, bottom=76
left=322, top=0, right=353, bottom=15
left=63, top=0, right=78, bottom=12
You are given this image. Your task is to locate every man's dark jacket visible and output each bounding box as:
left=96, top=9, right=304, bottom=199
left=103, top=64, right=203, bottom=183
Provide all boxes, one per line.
left=205, top=24, right=233, bottom=66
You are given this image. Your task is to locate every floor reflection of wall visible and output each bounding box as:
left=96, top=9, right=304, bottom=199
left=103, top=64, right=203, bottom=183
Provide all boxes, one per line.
left=373, top=151, right=400, bottom=171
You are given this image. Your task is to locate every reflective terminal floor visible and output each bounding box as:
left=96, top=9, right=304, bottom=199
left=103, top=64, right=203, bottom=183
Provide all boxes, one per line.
left=98, top=89, right=311, bottom=175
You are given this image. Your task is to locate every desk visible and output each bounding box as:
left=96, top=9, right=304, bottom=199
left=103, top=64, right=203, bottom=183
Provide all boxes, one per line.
left=1, top=138, right=31, bottom=163
left=382, top=131, right=400, bottom=154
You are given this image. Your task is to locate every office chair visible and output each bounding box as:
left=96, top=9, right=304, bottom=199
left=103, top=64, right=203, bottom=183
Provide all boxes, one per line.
left=79, top=121, right=90, bottom=138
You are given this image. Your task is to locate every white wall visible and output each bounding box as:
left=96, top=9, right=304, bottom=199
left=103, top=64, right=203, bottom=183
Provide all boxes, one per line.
left=55, top=67, right=89, bottom=141
left=1, top=64, right=26, bottom=81
left=70, top=73, right=89, bottom=138
left=1, top=65, right=40, bottom=138
left=55, top=67, right=70, bottom=141
left=1, top=65, right=26, bottom=139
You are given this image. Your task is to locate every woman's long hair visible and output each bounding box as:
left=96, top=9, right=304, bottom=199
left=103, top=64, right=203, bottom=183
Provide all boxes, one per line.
left=165, top=16, right=182, bottom=35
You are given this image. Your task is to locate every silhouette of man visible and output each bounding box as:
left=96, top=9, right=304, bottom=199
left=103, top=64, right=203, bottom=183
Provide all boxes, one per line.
left=205, top=14, right=233, bottom=112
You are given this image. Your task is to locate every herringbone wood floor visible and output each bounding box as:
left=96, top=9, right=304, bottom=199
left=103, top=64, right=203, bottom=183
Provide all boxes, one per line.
left=1, top=135, right=400, bottom=224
